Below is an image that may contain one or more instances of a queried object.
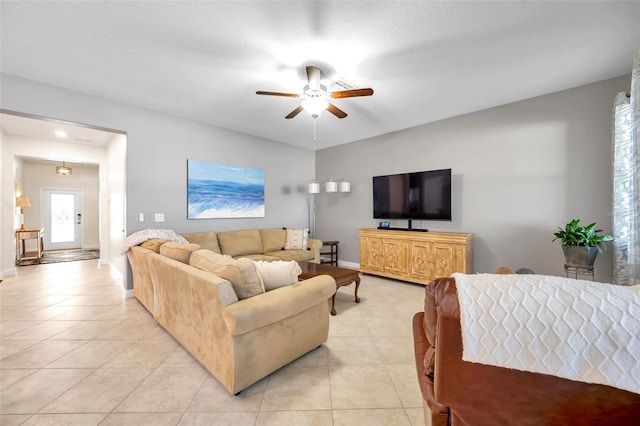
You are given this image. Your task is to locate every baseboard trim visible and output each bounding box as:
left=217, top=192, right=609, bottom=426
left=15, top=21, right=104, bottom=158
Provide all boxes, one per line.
left=338, top=260, right=360, bottom=269
left=1, top=268, right=18, bottom=279
left=124, top=289, right=135, bottom=298
left=98, top=258, right=110, bottom=266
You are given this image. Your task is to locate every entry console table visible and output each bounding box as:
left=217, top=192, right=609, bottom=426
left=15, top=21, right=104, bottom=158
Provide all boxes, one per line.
left=359, top=228, right=473, bottom=285
left=16, top=228, right=44, bottom=264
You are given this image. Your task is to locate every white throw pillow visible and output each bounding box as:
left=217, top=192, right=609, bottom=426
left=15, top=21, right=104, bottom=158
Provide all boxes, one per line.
left=284, top=228, right=309, bottom=250
left=252, top=260, right=302, bottom=291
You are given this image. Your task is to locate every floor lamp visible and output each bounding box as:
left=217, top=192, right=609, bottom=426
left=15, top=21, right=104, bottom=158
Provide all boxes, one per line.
left=307, top=179, right=351, bottom=238
left=16, top=195, right=31, bottom=231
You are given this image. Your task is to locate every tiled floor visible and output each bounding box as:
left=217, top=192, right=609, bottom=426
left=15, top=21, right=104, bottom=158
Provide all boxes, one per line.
left=0, top=260, right=426, bottom=425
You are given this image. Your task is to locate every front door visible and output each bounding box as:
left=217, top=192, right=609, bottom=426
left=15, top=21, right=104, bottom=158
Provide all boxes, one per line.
left=42, top=189, right=83, bottom=250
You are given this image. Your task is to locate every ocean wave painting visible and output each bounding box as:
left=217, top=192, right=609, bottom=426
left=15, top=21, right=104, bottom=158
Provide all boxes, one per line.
left=188, top=160, right=264, bottom=219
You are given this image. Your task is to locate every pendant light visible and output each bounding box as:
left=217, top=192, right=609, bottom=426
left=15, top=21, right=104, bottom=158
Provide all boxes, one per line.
left=56, top=161, right=72, bottom=175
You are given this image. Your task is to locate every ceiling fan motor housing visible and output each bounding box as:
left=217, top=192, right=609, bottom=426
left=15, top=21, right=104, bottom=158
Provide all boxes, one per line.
left=303, top=84, right=327, bottom=98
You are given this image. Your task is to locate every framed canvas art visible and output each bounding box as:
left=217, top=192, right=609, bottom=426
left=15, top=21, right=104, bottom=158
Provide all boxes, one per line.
left=187, top=160, right=265, bottom=219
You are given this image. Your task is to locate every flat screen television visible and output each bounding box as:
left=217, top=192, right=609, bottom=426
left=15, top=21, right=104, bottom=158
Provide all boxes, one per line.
left=373, top=168, right=452, bottom=222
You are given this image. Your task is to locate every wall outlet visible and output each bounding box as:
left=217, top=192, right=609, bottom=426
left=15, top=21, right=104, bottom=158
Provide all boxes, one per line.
left=138, top=213, right=144, bottom=222
left=154, top=213, right=165, bottom=222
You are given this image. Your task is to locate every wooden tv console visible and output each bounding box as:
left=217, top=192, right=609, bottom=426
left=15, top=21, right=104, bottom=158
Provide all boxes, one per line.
left=359, top=228, right=473, bottom=285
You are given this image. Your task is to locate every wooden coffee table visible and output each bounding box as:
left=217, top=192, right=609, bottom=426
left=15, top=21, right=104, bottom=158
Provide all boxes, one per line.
left=298, top=262, right=361, bottom=315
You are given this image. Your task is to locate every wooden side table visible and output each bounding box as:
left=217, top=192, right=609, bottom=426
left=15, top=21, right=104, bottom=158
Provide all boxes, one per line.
left=16, top=228, right=44, bottom=264
left=320, top=240, right=339, bottom=267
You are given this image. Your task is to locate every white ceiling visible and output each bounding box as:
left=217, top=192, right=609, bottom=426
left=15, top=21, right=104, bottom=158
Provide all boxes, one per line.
left=0, top=113, right=117, bottom=147
left=1, top=1, right=639, bottom=150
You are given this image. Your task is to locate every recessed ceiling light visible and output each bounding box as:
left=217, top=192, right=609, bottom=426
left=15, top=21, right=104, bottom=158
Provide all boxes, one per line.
left=55, top=130, right=67, bottom=138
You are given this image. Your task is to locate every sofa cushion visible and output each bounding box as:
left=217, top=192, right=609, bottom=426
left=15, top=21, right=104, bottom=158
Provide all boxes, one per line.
left=252, top=260, right=302, bottom=291
left=234, top=254, right=282, bottom=262
left=217, top=229, right=263, bottom=257
left=181, top=231, right=221, bottom=253
left=159, top=242, right=201, bottom=264
left=266, top=250, right=314, bottom=262
left=190, top=249, right=264, bottom=299
left=140, top=238, right=170, bottom=253
left=260, top=228, right=287, bottom=253
left=284, top=228, right=309, bottom=250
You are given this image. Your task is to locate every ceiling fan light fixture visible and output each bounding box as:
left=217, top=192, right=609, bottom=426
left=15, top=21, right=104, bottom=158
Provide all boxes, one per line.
left=56, top=161, right=72, bottom=175
left=302, top=97, right=329, bottom=117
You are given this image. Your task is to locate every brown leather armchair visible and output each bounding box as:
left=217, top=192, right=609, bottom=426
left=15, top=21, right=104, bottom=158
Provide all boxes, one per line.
left=413, top=277, right=640, bottom=426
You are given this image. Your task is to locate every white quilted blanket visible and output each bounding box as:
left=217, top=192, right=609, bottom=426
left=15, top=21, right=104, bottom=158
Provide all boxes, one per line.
left=120, top=229, right=188, bottom=254
left=452, top=273, right=640, bottom=394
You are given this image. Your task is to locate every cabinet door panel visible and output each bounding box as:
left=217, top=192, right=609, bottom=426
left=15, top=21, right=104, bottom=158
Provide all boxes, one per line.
left=383, top=240, right=409, bottom=275
left=453, top=246, right=468, bottom=274
left=410, top=242, right=431, bottom=280
left=433, top=244, right=454, bottom=278
left=362, top=238, right=384, bottom=272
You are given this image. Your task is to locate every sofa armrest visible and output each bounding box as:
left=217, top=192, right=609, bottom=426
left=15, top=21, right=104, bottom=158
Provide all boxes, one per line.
left=413, top=312, right=449, bottom=426
left=307, top=239, right=322, bottom=263
left=223, top=275, right=335, bottom=336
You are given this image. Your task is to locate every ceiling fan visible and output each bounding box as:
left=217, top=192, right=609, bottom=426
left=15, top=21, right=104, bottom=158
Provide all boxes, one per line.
left=256, top=65, right=374, bottom=119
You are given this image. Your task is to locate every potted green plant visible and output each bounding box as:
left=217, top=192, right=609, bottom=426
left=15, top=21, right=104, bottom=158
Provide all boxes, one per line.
left=552, top=218, right=613, bottom=267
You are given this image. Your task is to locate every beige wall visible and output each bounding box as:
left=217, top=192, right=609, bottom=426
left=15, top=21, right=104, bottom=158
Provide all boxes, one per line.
left=315, top=75, right=631, bottom=283
left=21, top=160, right=99, bottom=250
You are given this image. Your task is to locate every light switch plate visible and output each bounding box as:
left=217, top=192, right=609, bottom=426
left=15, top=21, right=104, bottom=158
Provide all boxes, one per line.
left=138, top=213, right=144, bottom=222
left=154, top=213, right=165, bottom=222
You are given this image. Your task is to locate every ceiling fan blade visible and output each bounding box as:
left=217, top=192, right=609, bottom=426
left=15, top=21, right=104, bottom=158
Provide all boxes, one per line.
left=327, top=103, right=347, bottom=119
left=256, top=91, right=300, bottom=98
left=285, top=105, right=304, bottom=119
left=330, top=88, right=374, bottom=99
left=306, top=66, right=321, bottom=91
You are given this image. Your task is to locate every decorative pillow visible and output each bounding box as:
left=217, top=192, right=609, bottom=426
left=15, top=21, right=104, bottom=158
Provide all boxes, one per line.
left=189, top=249, right=264, bottom=299
left=159, top=242, right=201, bottom=264
left=140, top=238, right=170, bottom=253
left=284, top=228, right=309, bottom=250
left=252, top=260, right=302, bottom=291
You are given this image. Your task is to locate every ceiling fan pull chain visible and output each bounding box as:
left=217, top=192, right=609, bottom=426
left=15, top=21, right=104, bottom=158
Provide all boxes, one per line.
left=313, top=117, right=317, bottom=143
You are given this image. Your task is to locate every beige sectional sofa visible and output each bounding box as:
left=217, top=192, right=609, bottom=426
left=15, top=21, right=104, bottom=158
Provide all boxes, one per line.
left=125, top=229, right=336, bottom=395
left=181, top=228, right=322, bottom=263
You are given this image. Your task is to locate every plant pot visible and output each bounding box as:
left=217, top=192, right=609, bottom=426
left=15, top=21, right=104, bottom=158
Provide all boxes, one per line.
left=562, top=245, right=598, bottom=267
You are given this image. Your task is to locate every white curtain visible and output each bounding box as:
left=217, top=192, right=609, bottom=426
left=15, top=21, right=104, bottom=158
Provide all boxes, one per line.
left=612, top=49, right=640, bottom=286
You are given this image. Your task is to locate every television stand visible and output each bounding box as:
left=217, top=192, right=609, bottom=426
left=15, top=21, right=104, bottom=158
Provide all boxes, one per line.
left=359, top=228, right=474, bottom=285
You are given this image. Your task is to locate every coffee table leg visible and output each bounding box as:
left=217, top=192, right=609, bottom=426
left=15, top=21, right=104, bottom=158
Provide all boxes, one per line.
left=331, top=275, right=361, bottom=316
